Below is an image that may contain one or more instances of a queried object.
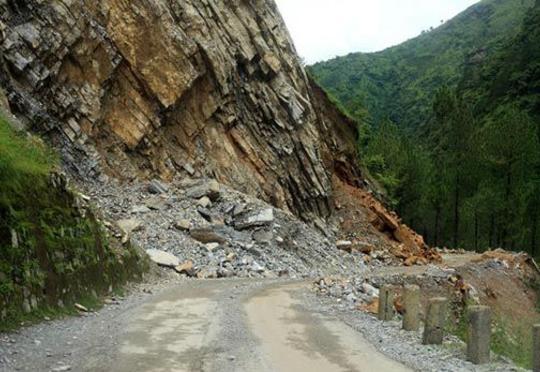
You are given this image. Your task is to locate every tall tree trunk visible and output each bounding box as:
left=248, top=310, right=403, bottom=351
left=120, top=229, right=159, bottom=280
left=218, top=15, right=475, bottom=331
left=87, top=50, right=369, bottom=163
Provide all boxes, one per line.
left=489, top=214, right=495, bottom=248
left=453, top=174, right=460, bottom=248
left=434, top=206, right=441, bottom=247
left=502, top=165, right=512, bottom=248
left=474, top=210, right=479, bottom=252
left=422, top=225, right=428, bottom=245
left=532, top=211, right=538, bottom=257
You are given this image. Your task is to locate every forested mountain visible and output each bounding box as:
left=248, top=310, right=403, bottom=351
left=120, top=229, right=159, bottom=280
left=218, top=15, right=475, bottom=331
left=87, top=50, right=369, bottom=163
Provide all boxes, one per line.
left=310, top=0, right=535, bottom=128
left=311, top=0, right=540, bottom=254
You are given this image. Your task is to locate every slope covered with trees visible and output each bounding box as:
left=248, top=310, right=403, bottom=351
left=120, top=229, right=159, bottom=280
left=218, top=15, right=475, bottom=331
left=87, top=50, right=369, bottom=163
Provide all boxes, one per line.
left=310, top=0, right=534, bottom=128
left=311, top=0, right=540, bottom=254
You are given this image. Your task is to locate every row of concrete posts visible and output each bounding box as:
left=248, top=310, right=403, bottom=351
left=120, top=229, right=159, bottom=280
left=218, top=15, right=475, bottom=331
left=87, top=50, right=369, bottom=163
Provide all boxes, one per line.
left=377, top=284, right=501, bottom=366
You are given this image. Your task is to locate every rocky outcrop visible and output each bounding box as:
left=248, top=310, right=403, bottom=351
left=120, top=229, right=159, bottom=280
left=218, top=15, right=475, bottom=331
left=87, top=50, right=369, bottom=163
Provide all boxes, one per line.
left=0, top=0, right=432, bottom=259
left=0, top=0, right=360, bottom=219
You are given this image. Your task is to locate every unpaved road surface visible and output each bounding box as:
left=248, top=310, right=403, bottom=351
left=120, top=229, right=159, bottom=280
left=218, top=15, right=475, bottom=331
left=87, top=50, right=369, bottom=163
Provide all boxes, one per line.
left=1, top=279, right=409, bottom=372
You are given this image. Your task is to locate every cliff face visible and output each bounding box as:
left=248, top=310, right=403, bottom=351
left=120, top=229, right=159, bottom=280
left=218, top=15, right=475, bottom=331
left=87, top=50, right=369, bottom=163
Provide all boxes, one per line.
left=0, top=0, right=360, bottom=218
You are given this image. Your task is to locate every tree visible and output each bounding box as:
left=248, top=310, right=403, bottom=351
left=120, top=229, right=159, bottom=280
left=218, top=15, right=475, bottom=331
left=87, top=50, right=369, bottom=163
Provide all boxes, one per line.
left=481, top=105, right=540, bottom=249
left=429, top=87, right=477, bottom=247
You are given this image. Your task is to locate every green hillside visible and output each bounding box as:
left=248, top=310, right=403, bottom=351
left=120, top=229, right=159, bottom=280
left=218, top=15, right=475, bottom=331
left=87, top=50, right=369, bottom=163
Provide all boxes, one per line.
left=311, top=0, right=540, bottom=254
left=310, top=0, right=535, bottom=129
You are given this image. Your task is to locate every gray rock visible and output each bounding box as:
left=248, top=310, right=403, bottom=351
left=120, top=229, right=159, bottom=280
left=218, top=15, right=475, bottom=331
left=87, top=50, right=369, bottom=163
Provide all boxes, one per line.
left=130, top=205, right=151, bottom=214
left=144, top=197, right=167, bottom=210
left=190, top=227, right=227, bottom=244
left=233, top=204, right=246, bottom=217
left=206, top=243, right=220, bottom=252
left=235, top=208, right=274, bottom=230
left=217, top=268, right=234, bottom=278
left=336, top=240, right=353, bottom=251
left=186, top=180, right=221, bottom=201
left=252, top=229, right=273, bottom=243
left=250, top=261, right=265, bottom=273
left=146, top=249, right=180, bottom=268
left=51, top=365, right=72, bottom=372
left=148, top=180, right=169, bottom=194
left=197, top=196, right=212, bottom=208
left=197, top=207, right=213, bottom=222
left=183, top=163, right=196, bottom=176
left=174, top=219, right=191, bottom=231
left=116, top=218, right=143, bottom=235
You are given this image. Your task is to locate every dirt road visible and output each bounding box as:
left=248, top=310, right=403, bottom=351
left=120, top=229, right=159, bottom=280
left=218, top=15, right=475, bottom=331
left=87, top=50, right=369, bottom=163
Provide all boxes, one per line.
left=0, top=280, right=410, bottom=372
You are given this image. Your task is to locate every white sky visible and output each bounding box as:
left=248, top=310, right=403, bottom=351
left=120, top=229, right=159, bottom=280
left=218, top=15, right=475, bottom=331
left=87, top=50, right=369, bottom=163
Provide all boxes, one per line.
left=275, top=0, right=480, bottom=63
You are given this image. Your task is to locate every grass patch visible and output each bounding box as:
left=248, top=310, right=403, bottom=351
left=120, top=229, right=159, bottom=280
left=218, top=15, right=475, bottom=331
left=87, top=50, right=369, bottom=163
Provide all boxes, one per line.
left=447, top=304, right=535, bottom=369
left=0, top=292, right=107, bottom=333
left=0, top=115, right=147, bottom=331
left=491, top=319, right=533, bottom=369
left=0, top=115, right=56, bottom=180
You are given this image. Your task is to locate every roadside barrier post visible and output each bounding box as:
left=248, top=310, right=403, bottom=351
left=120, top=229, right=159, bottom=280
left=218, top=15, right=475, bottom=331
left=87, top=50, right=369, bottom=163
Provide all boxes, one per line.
left=533, top=324, right=540, bottom=371
left=378, top=285, right=395, bottom=321
left=402, top=284, right=420, bottom=331
left=423, top=297, right=447, bottom=345
left=466, top=306, right=491, bottom=364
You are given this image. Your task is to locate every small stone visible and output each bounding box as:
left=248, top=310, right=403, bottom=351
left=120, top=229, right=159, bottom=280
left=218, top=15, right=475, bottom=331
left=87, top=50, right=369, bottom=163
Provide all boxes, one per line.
left=361, top=282, right=379, bottom=297
left=186, top=179, right=221, bottom=201
left=116, top=219, right=143, bottom=243
left=74, top=303, right=88, bottom=312
left=235, top=208, right=274, bottom=230
left=183, top=163, right=196, bottom=176
left=145, top=197, right=167, bottom=211
left=174, top=219, right=191, bottom=231
left=190, top=227, right=227, bottom=244
left=206, top=242, right=220, bottom=251
left=197, top=268, right=218, bottom=279
left=336, top=240, right=353, bottom=252
left=217, top=268, right=234, bottom=278
left=148, top=179, right=169, bottom=194
left=197, top=207, right=213, bottom=222
left=197, top=196, right=212, bottom=208
left=233, top=204, right=246, bottom=217
left=252, top=229, right=273, bottom=243
left=51, top=365, right=72, bottom=372
left=175, top=260, right=196, bottom=277
left=250, top=261, right=265, bottom=273
left=130, top=205, right=151, bottom=214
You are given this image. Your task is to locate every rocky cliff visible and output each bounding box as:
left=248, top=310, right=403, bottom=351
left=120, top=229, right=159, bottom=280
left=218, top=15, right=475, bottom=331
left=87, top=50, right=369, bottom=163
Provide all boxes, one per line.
left=0, top=0, right=432, bottom=260
left=0, top=0, right=362, bottom=220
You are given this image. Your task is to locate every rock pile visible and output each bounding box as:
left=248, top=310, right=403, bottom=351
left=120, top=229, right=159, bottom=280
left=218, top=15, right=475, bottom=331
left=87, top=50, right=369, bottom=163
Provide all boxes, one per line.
left=81, top=177, right=372, bottom=279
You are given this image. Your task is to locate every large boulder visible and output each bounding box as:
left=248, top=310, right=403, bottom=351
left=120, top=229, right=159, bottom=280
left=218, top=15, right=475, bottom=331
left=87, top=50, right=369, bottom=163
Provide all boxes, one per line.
left=146, top=249, right=180, bottom=268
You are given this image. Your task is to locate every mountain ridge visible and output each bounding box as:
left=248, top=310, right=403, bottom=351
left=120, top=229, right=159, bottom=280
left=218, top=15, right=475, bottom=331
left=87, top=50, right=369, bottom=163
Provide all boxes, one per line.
left=310, top=0, right=534, bottom=129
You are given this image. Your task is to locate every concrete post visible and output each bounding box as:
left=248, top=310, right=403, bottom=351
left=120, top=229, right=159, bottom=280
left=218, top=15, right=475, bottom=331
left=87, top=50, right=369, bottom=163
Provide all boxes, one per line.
left=467, top=306, right=491, bottom=364
left=378, top=285, right=395, bottom=321
left=533, top=324, right=540, bottom=372
left=423, top=297, right=447, bottom=345
left=402, top=284, right=421, bottom=331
